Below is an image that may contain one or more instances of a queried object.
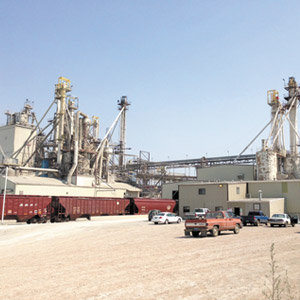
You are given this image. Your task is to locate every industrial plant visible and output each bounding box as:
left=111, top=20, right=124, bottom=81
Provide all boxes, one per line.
left=1, top=76, right=300, bottom=221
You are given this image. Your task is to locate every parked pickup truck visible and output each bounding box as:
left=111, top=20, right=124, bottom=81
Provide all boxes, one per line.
left=242, top=211, right=268, bottom=226
left=184, top=208, right=209, bottom=219
left=184, top=211, right=242, bottom=238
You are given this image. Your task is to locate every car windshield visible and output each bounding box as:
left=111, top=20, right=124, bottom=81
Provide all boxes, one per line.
left=272, top=214, right=285, bottom=218
left=157, top=213, right=165, bottom=216
left=195, top=208, right=203, bottom=212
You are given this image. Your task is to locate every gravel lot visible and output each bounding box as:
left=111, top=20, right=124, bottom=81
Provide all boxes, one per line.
left=0, top=216, right=300, bottom=300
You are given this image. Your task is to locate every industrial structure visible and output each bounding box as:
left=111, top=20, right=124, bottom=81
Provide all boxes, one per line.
left=127, top=76, right=300, bottom=194
left=0, top=77, right=141, bottom=198
left=256, top=77, right=300, bottom=180
left=0, top=77, right=196, bottom=199
left=161, top=77, right=300, bottom=217
left=1, top=76, right=300, bottom=200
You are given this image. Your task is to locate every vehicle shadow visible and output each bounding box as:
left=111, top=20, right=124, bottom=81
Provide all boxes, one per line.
left=176, top=232, right=233, bottom=239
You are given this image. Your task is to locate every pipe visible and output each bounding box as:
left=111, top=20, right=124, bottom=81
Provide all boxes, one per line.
left=270, top=96, right=297, bottom=149
left=234, top=119, right=272, bottom=163
left=92, top=106, right=125, bottom=159
left=258, top=190, right=262, bottom=201
left=67, top=111, right=80, bottom=184
left=286, top=115, right=300, bottom=143
left=1, top=166, right=8, bottom=225
left=265, top=106, right=281, bottom=148
left=22, top=119, right=58, bottom=167
left=12, top=98, right=57, bottom=159
left=94, top=138, right=109, bottom=185
left=15, top=166, right=59, bottom=173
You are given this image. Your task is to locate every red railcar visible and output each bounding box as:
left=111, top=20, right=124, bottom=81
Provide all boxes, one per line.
left=132, top=198, right=176, bottom=214
left=52, top=196, right=130, bottom=222
left=0, top=194, right=176, bottom=223
left=0, top=195, right=52, bottom=223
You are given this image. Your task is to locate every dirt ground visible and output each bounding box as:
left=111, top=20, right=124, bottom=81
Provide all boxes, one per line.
left=0, top=216, right=300, bottom=300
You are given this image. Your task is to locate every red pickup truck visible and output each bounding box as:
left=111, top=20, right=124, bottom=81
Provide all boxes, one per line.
left=184, top=211, right=242, bottom=237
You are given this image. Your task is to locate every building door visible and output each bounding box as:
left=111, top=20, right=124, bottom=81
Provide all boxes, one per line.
left=234, top=207, right=241, bottom=216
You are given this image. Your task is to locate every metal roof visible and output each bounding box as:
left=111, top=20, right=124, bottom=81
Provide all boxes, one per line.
left=1, top=175, right=141, bottom=192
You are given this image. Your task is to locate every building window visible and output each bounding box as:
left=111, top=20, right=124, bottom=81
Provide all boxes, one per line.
left=198, top=188, right=206, bottom=195
left=215, top=206, right=223, bottom=211
left=282, top=182, right=288, bottom=193
left=253, top=203, right=261, bottom=210
left=172, top=190, right=179, bottom=200
left=183, top=206, right=190, bottom=213
left=236, top=187, right=240, bottom=194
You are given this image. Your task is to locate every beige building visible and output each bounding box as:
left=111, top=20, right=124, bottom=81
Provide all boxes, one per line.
left=227, top=198, right=284, bottom=217
left=248, top=180, right=300, bottom=215
left=178, top=182, right=247, bottom=216
left=197, top=165, right=255, bottom=181
left=166, top=181, right=285, bottom=217
left=161, top=165, right=256, bottom=201
left=162, top=181, right=189, bottom=200
left=162, top=166, right=300, bottom=216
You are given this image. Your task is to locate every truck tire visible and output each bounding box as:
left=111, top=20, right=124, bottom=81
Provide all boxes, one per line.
left=284, top=222, right=287, bottom=227
left=233, top=224, right=240, bottom=234
left=192, top=231, right=199, bottom=237
left=211, top=226, right=219, bottom=237
left=255, top=220, right=260, bottom=226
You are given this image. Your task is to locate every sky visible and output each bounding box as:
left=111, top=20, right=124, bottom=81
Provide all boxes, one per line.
left=1, top=0, right=300, bottom=162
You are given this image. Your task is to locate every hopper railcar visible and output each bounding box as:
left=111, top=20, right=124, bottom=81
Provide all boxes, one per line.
left=0, top=195, right=176, bottom=224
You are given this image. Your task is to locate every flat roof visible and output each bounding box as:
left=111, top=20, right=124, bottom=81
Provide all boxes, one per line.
left=247, top=179, right=300, bottom=183
left=179, top=181, right=246, bottom=187
left=228, top=198, right=284, bottom=203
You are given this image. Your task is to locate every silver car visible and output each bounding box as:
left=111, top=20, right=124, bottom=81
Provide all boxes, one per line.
left=269, top=214, right=291, bottom=227
left=152, top=212, right=182, bottom=224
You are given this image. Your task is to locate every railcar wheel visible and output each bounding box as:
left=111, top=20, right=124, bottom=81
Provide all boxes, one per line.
left=234, top=224, right=240, bottom=234
left=211, top=226, right=219, bottom=237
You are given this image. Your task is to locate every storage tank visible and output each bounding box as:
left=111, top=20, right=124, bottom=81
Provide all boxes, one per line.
left=256, top=149, right=277, bottom=180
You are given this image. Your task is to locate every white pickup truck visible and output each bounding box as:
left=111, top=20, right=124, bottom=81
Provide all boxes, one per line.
left=184, top=208, right=209, bottom=218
